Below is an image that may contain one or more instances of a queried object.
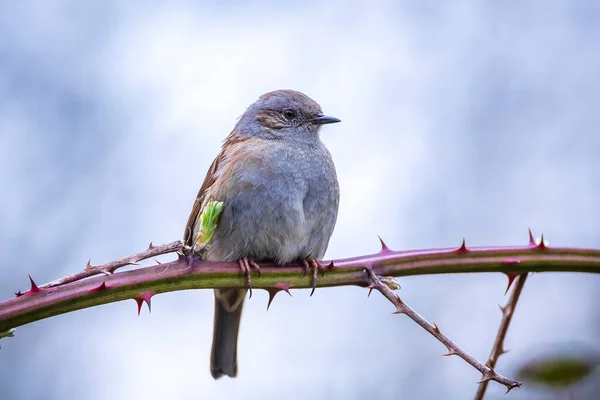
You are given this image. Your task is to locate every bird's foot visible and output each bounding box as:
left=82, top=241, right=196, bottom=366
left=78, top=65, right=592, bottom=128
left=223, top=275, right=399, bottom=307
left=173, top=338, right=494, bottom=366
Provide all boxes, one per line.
left=302, top=257, right=325, bottom=297
left=238, top=257, right=261, bottom=298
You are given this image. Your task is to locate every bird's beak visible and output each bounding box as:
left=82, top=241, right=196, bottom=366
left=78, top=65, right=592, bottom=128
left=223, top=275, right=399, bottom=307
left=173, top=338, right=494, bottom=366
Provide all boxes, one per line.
left=312, top=114, right=341, bottom=125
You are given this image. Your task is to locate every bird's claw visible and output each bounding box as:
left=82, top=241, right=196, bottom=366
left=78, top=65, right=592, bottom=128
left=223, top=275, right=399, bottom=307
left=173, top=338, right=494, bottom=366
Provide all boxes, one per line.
left=238, top=257, right=261, bottom=298
left=302, top=258, right=324, bottom=296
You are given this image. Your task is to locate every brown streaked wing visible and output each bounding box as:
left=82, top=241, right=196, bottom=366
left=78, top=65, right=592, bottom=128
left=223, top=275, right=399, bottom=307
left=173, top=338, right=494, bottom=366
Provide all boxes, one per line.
left=183, top=153, right=221, bottom=246
left=182, top=132, right=248, bottom=246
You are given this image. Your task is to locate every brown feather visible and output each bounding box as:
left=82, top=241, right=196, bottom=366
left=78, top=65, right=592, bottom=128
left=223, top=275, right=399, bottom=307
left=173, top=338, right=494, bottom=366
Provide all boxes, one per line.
left=183, top=132, right=247, bottom=246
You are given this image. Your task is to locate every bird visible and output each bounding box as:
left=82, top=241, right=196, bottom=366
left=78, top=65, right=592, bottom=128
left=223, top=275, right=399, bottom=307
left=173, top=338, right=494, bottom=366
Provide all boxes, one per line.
left=183, top=89, right=340, bottom=379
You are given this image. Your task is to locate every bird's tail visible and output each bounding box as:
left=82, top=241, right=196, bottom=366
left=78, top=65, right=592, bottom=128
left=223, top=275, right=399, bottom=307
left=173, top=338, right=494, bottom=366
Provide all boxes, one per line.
left=210, top=288, right=246, bottom=379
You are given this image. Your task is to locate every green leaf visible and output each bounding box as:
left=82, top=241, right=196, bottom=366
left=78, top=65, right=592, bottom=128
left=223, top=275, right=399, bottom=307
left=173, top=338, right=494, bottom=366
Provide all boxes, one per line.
left=196, top=199, right=224, bottom=248
left=517, top=355, right=600, bottom=388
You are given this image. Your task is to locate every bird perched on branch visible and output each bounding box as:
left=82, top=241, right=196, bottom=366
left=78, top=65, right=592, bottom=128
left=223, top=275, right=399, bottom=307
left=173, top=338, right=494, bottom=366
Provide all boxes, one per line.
left=183, top=89, right=341, bottom=379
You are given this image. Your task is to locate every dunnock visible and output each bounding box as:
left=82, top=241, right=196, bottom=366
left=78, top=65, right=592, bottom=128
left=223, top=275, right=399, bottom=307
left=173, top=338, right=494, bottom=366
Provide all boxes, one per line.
left=183, top=89, right=340, bottom=379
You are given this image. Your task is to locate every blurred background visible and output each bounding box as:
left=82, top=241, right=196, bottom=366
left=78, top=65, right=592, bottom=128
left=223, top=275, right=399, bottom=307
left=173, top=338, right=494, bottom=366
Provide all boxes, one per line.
left=1, top=1, right=599, bottom=399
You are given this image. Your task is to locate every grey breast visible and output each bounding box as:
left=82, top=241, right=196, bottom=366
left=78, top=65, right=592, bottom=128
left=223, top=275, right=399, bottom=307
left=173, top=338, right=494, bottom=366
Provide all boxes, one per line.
left=208, top=140, right=338, bottom=264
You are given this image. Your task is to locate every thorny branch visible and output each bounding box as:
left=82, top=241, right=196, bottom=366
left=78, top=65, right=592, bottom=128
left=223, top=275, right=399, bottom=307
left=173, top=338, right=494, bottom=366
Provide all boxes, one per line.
left=39, top=241, right=183, bottom=289
left=474, top=273, right=529, bottom=399
left=367, top=269, right=522, bottom=392
left=2, top=231, right=600, bottom=394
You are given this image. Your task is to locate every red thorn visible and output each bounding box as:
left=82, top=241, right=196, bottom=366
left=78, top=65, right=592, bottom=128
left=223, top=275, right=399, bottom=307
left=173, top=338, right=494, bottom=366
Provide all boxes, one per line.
left=536, top=233, right=548, bottom=250
left=27, top=275, right=41, bottom=294
left=134, top=292, right=154, bottom=314
left=140, top=292, right=153, bottom=312
left=504, top=273, right=518, bottom=295
left=148, top=241, right=154, bottom=249
left=442, top=350, right=456, bottom=357
left=135, top=298, right=143, bottom=315
left=86, top=259, right=93, bottom=270
left=266, top=289, right=280, bottom=311
left=324, top=260, right=335, bottom=271
left=275, top=282, right=292, bottom=295
left=454, top=238, right=468, bottom=253
left=433, top=322, right=440, bottom=334
left=90, top=281, right=107, bottom=292
left=377, top=235, right=391, bottom=253
left=266, top=283, right=292, bottom=310
left=528, top=228, right=536, bottom=246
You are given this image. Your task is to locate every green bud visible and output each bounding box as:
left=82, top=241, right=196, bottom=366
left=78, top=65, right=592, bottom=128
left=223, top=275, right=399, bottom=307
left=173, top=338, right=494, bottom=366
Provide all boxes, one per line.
left=196, top=199, right=224, bottom=248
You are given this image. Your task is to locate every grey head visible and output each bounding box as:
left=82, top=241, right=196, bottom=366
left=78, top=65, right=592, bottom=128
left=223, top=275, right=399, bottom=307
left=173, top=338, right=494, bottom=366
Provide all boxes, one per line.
left=234, top=89, right=341, bottom=142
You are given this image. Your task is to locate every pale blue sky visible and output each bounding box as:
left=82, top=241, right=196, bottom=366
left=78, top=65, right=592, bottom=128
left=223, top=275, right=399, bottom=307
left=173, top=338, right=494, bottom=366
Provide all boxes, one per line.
left=1, top=1, right=599, bottom=399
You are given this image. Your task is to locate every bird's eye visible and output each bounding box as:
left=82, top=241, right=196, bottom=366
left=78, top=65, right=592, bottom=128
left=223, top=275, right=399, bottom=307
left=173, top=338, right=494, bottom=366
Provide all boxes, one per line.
left=282, top=108, right=297, bottom=120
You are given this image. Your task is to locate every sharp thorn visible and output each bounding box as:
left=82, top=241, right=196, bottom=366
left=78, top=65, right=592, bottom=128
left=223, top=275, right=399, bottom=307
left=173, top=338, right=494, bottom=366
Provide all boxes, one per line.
left=275, top=283, right=292, bottom=297
left=148, top=241, right=154, bottom=249
left=377, top=235, right=391, bottom=252
left=135, top=292, right=154, bottom=314
left=266, top=289, right=280, bottom=311
left=28, top=275, right=41, bottom=294
left=90, top=281, right=107, bottom=292
left=135, top=298, right=143, bottom=316
left=86, top=259, right=93, bottom=270
left=504, top=273, right=518, bottom=295
left=141, top=292, right=152, bottom=313
left=505, top=382, right=521, bottom=393
left=454, top=238, right=468, bottom=253
left=536, top=233, right=548, bottom=250
left=528, top=228, right=536, bottom=246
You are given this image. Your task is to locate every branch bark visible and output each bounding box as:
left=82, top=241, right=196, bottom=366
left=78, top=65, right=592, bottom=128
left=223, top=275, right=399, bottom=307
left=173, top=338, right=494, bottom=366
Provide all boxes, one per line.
left=368, top=270, right=521, bottom=391
left=39, top=241, right=183, bottom=288
left=2, top=235, right=600, bottom=391
left=474, top=273, right=528, bottom=399
left=3, top=238, right=600, bottom=332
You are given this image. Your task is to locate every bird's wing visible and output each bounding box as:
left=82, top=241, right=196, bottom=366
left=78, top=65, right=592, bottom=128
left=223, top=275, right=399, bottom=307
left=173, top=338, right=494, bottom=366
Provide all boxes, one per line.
left=183, top=153, right=221, bottom=246
left=183, top=134, right=250, bottom=246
